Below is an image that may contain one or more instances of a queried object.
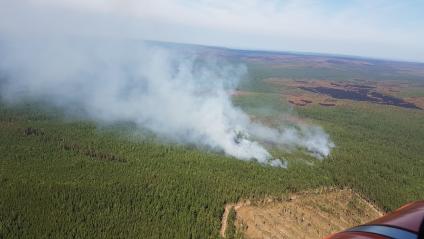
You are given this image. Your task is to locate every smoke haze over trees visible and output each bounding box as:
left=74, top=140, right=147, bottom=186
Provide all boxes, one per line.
left=0, top=1, right=334, bottom=166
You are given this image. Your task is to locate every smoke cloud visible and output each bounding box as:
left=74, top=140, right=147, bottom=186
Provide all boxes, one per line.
left=0, top=1, right=335, bottom=167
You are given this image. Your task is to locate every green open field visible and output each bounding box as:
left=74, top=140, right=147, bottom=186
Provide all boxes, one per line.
left=1, top=49, right=424, bottom=238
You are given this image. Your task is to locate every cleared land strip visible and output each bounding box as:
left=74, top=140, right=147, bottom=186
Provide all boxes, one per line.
left=220, top=188, right=384, bottom=239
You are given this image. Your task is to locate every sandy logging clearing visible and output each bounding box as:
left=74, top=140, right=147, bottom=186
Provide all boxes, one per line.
left=220, top=188, right=384, bottom=239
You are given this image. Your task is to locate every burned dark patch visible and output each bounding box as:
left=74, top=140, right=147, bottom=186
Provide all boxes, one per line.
left=300, top=87, right=370, bottom=101
left=369, top=92, right=420, bottom=109
left=319, top=103, right=336, bottom=107
left=300, top=86, right=421, bottom=110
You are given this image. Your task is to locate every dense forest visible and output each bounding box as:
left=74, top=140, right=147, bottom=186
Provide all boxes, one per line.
left=1, top=91, right=423, bottom=238
left=1, top=51, right=424, bottom=238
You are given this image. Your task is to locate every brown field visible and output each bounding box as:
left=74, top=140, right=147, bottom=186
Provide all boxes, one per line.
left=286, top=93, right=336, bottom=107
left=265, top=78, right=422, bottom=109
left=221, top=188, right=384, bottom=239
left=405, top=96, right=424, bottom=109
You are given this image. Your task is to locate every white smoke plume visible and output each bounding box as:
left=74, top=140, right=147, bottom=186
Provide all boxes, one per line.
left=0, top=1, right=335, bottom=167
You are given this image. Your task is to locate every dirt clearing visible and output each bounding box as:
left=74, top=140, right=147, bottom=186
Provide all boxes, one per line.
left=221, top=188, right=384, bottom=239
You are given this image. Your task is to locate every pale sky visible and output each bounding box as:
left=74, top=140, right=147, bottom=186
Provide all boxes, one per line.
left=1, top=0, right=424, bottom=62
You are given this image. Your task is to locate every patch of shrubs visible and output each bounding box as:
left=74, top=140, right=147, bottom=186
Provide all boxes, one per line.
left=63, top=142, right=126, bottom=162
left=24, top=127, right=44, bottom=136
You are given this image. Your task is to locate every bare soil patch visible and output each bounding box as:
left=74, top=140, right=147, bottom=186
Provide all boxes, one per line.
left=286, top=93, right=334, bottom=107
left=221, top=188, right=383, bottom=239
left=405, top=97, right=424, bottom=109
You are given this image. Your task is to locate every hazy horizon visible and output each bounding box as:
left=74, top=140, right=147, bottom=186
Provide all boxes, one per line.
left=1, top=0, right=424, bottom=63
left=146, top=39, right=424, bottom=64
